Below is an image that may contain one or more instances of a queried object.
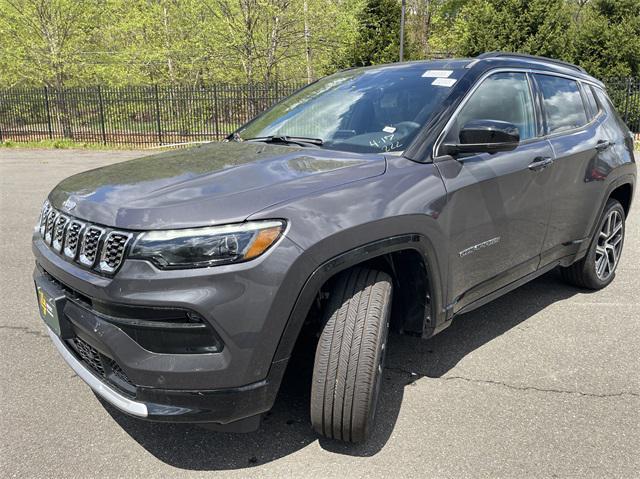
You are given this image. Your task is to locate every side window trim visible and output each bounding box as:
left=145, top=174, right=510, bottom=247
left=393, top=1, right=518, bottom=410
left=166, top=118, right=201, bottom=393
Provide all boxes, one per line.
left=528, top=72, right=546, bottom=138
left=577, top=81, right=593, bottom=120
left=434, top=70, right=538, bottom=156
left=586, top=83, right=605, bottom=121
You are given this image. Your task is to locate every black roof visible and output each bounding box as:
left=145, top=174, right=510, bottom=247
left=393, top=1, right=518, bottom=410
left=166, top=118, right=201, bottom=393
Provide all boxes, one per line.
left=476, top=52, right=586, bottom=73
left=473, top=51, right=603, bottom=86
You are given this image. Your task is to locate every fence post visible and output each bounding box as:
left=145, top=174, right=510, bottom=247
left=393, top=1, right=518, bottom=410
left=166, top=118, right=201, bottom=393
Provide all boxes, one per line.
left=43, top=86, right=53, bottom=139
left=154, top=84, right=163, bottom=145
left=213, top=84, right=220, bottom=140
left=97, top=86, right=107, bottom=145
left=624, top=78, right=632, bottom=125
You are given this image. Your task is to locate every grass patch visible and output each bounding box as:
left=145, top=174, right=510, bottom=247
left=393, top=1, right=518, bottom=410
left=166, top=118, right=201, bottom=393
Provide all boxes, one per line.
left=0, top=139, right=144, bottom=150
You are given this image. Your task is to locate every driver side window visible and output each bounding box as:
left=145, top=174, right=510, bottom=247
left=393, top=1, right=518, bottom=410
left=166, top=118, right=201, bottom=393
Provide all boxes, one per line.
left=444, top=72, right=536, bottom=146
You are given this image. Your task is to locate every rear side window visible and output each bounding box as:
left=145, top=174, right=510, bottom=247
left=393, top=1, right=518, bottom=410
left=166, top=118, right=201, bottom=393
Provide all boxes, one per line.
left=536, top=75, right=588, bottom=134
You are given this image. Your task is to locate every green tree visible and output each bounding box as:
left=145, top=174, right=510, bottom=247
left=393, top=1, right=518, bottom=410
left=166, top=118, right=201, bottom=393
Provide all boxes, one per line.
left=450, top=0, right=575, bottom=60
left=0, top=0, right=104, bottom=136
left=333, top=0, right=411, bottom=68
left=98, top=0, right=208, bottom=86
left=0, top=0, right=103, bottom=89
left=572, top=0, right=640, bottom=77
left=433, top=0, right=640, bottom=80
left=0, top=0, right=363, bottom=87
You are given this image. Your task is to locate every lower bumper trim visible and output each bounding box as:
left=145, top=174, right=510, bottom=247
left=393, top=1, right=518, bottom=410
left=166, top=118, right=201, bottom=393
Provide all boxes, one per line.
left=47, top=327, right=149, bottom=418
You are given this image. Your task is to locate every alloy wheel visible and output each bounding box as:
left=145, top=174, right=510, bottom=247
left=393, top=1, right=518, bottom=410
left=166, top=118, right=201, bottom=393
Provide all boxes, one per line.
left=595, top=209, right=624, bottom=281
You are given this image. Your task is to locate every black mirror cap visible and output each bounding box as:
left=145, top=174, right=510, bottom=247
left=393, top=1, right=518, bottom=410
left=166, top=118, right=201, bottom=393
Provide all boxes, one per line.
left=443, top=119, right=520, bottom=156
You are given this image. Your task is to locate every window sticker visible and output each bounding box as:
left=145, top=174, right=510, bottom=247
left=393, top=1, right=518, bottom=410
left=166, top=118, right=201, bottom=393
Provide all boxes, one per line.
left=382, top=125, right=397, bottom=133
left=422, top=69, right=453, bottom=78
left=431, top=78, right=457, bottom=87
left=369, top=134, right=401, bottom=152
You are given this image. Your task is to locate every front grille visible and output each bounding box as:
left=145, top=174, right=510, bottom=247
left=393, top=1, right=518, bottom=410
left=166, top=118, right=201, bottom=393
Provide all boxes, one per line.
left=37, top=205, right=133, bottom=275
left=79, top=227, right=104, bottom=266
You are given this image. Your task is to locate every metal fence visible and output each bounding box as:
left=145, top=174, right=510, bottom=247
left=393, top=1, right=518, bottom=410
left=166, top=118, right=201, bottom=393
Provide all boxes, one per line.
left=604, top=78, right=640, bottom=136
left=0, top=83, right=306, bottom=147
left=0, top=78, right=638, bottom=147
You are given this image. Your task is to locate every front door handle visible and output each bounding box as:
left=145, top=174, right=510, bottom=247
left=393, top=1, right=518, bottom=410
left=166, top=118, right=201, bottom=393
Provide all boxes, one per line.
left=596, top=139, right=612, bottom=151
left=528, top=156, right=554, bottom=171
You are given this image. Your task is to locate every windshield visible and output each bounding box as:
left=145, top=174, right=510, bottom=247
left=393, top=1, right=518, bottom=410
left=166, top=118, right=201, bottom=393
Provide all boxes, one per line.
left=237, top=63, right=467, bottom=154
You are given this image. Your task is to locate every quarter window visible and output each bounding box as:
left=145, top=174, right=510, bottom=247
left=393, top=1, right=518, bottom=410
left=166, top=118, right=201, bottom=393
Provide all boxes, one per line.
left=536, top=75, right=588, bottom=133
left=583, top=84, right=600, bottom=119
left=444, top=72, right=536, bottom=146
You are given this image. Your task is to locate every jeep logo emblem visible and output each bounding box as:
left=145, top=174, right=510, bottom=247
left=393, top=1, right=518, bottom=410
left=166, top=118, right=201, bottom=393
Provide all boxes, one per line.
left=62, top=198, right=76, bottom=211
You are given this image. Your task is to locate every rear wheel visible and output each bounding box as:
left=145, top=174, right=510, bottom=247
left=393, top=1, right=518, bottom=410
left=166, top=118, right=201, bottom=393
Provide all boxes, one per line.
left=310, top=267, right=392, bottom=443
left=560, top=198, right=625, bottom=289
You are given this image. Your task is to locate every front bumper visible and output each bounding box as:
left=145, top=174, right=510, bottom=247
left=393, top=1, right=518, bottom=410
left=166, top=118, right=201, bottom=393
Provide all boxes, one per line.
left=46, top=325, right=286, bottom=424
left=33, top=230, right=305, bottom=425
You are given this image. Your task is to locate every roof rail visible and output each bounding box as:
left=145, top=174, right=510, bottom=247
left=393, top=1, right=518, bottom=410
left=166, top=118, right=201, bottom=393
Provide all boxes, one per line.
left=476, top=51, right=587, bottom=74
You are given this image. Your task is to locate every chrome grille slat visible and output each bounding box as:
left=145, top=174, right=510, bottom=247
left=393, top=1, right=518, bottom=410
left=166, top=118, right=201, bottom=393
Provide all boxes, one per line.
left=99, top=232, right=132, bottom=273
left=39, top=201, right=51, bottom=236
left=79, top=226, right=105, bottom=266
left=52, top=215, right=69, bottom=252
left=63, top=220, right=85, bottom=259
left=44, top=209, right=58, bottom=244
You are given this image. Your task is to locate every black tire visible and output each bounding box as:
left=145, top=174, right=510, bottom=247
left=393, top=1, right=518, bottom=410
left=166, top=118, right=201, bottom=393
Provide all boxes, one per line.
left=560, top=198, right=626, bottom=290
left=310, top=267, right=392, bottom=443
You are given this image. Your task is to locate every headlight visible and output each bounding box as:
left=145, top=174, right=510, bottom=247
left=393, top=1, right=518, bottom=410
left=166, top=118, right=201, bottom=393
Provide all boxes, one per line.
left=129, top=220, right=285, bottom=269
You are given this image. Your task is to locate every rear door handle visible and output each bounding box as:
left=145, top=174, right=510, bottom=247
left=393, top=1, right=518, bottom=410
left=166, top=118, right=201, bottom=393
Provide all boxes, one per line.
left=596, top=139, right=612, bottom=151
left=528, top=156, right=554, bottom=171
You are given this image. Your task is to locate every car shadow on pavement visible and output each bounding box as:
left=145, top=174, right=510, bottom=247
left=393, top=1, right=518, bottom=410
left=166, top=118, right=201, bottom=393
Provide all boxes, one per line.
left=104, top=269, right=586, bottom=469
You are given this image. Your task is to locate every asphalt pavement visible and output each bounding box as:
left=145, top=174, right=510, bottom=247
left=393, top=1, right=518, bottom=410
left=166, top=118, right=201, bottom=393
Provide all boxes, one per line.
left=1, top=148, right=638, bottom=478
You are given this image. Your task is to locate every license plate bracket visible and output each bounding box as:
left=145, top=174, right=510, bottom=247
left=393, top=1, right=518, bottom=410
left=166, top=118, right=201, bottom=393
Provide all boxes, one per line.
left=35, top=276, right=73, bottom=339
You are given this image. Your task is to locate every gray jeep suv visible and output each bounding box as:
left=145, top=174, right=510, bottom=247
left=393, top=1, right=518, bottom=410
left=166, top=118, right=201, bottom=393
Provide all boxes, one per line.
left=33, top=53, right=636, bottom=443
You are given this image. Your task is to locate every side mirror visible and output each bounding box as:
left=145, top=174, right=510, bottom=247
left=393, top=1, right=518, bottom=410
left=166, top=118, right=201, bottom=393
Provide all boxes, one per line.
left=442, top=119, right=520, bottom=156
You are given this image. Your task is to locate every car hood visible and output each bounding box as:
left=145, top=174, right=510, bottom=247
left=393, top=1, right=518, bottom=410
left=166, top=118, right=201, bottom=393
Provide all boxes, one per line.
left=48, top=142, right=386, bottom=230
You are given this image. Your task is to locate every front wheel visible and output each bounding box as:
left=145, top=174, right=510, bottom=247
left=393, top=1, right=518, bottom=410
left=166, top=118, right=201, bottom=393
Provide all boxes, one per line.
left=310, top=267, right=392, bottom=443
left=560, top=198, right=626, bottom=289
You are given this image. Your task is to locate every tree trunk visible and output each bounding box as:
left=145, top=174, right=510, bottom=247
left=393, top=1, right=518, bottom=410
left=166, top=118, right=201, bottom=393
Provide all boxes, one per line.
left=304, top=0, right=313, bottom=83
left=53, top=73, right=73, bottom=140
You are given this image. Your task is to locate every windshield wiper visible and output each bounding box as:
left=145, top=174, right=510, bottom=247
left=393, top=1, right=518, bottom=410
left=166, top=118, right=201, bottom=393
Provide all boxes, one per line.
left=244, top=135, right=324, bottom=147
